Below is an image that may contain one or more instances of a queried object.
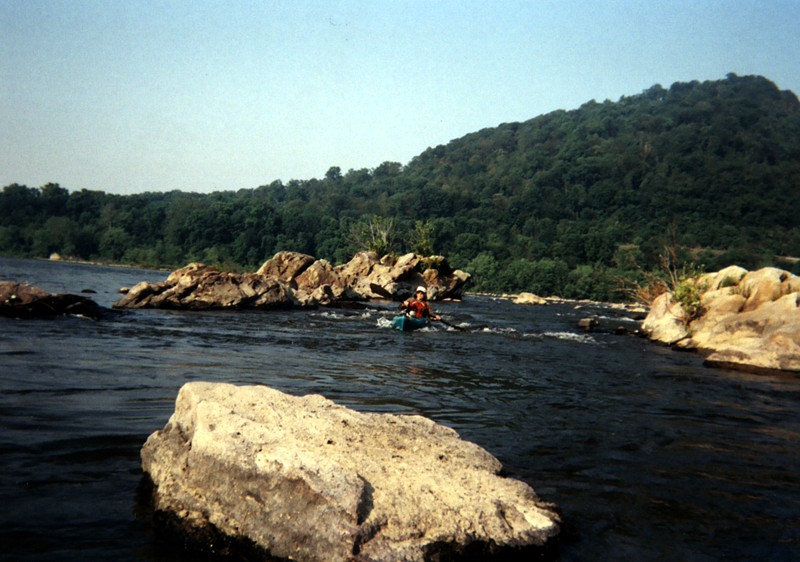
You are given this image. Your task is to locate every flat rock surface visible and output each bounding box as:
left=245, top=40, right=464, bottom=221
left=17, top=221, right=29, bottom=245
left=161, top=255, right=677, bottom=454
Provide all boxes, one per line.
left=141, top=382, right=560, bottom=562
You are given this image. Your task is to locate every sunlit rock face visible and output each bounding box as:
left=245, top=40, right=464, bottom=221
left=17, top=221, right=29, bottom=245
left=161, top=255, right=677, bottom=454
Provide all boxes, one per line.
left=141, top=382, right=561, bottom=562
left=642, top=266, right=800, bottom=372
left=114, top=251, right=471, bottom=310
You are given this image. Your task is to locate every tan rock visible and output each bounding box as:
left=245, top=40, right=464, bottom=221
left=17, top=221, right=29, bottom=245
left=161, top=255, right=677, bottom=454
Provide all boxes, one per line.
left=699, top=291, right=745, bottom=316
left=641, top=292, right=689, bottom=344
left=115, top=266, right=294, bottom=310
left=334, top=251, right=379, bottom=287
left=331, top=251, right=469, bottom=301
left=294, top=259, right=339, bottom=292
left=141, top=382, right=561, bottom=562
left=393, top=252, right=419, bottom=271
left=514, top=292, right=548, bottom=305
left=419, top=255, right=471, bottom=300
left=642, top=266, right=800, bottom=372
left=738, top=267, right=800, bottom=312
left=698, top=265, right=748, bottom=291
left=115, top=251, right=471, bottom=309
left=166, top=262, right=217, bottom=286
left=114, top=280, right=168, bottom=308
left=684, top=291, right=800, bottom=371
left=256, top=251, right=315, bottom=281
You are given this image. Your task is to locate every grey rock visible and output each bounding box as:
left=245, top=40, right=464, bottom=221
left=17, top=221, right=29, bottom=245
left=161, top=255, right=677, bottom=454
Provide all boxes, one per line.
left=141, top=382, right=560, bottom=562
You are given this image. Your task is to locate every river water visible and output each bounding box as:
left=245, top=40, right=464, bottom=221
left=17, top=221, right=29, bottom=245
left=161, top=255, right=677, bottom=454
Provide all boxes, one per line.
left=1, top=257, right=798, bottom=561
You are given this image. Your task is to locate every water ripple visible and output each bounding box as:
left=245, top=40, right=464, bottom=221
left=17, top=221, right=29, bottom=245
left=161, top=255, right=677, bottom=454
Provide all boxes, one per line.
left=2, top=257, right=800, bottom=562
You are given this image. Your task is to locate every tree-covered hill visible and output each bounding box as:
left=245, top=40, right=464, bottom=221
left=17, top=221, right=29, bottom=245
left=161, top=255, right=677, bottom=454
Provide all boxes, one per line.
left=2, top=74, right=799, bottom=300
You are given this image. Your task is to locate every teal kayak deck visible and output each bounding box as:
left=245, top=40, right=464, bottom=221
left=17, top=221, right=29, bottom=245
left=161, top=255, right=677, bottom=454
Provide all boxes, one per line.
left=390, top=315, right=429, bottom=331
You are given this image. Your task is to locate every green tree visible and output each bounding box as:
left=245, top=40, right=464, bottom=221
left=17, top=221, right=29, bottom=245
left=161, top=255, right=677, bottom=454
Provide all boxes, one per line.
left=412, top=220, right=435, bottom=256
left=31, top=216, right=79, bottom=257
left=466, top=252, right=499, bottom=292
left=99, top=226, right=131, bottom=261
left=350, top=216, right=397, bottom=255
left=1, top=75, right=798, bottom=298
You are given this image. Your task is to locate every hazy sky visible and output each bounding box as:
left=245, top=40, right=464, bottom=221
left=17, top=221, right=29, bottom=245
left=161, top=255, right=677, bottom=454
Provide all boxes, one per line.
left=2, top=0, right=799, bottom=195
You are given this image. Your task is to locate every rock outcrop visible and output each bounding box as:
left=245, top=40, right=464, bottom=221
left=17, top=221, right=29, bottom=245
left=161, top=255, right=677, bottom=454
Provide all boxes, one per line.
left=641, top=266, right=800, bottom=372
left=513, top=292, right=548, bottom=305
left=114, top=251, right=471, bottom=310
left=141, top=382, right=560, bottom=562
left=114, top=264, right=297, bottom=310
left=0, top=281, right=106, bottom=319
left=256, top=251, right=316, bottom=281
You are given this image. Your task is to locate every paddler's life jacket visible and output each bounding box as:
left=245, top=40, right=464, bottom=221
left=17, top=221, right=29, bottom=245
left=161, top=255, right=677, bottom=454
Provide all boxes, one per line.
left=405, top=299, right=429, bottom=318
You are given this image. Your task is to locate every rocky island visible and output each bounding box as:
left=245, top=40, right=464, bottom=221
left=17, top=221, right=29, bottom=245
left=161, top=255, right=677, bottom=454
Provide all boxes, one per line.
left=642, top=266, right=800, bottom=373
left=114, top=251, right=470, bottom=310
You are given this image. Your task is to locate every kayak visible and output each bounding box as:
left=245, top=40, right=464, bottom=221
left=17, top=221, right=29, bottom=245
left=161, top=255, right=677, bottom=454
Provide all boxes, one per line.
left=391, top=314, right=429, bottom=331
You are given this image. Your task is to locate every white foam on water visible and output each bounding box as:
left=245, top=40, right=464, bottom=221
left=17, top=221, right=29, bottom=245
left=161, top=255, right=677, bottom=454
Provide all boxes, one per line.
left=317, top=311, right=345, bottom=320
left=480, top=326, right=520, bottom=335
left=444, top=322, right=472, bottom=331
left=541, top=331, right=597, bottom=344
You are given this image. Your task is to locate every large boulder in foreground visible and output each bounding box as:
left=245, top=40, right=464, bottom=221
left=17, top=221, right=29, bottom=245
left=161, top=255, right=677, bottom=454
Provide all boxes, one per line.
left=0, top=281, right=105, bottom=319
left=114, top=251, right=471, bottom=309
left=141, top=382, right=560, bottom=562
left=642, top=266, right=800, bottom=372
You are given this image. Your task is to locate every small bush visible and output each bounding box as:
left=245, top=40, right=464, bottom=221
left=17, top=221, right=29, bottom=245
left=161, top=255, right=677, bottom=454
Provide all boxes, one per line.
left=617, top=245, right=708, bottom=324
left=672, top=277, right=707, bottom=323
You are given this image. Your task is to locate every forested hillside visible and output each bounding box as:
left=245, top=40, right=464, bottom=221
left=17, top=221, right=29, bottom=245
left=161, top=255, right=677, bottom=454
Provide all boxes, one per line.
left=2, top=74, right=799, bottom=300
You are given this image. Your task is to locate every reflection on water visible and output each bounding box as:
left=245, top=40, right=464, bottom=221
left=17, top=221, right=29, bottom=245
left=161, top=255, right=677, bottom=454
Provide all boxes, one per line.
left=1, top=257, right=799, bottom=561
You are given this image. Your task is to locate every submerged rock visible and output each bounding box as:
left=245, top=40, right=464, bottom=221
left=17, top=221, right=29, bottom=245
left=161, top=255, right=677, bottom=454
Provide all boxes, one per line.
left=141, top=382, right=560, bottom=562
left=0, top=281, right=106, bottom=319
left=641, top=266, right=800, bottom=372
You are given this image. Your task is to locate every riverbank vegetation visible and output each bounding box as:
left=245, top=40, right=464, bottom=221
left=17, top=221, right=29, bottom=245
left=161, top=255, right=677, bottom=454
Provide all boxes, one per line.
left=2, top=74, right=798, bottom=301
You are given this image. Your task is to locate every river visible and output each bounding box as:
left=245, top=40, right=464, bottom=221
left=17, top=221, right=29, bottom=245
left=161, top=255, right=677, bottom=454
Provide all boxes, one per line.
left=1, top=257, right=798, bottom=561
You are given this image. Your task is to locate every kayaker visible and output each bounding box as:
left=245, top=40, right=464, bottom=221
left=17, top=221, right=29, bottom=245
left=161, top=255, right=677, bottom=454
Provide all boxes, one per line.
left=399, top=286, right=441, bottom=321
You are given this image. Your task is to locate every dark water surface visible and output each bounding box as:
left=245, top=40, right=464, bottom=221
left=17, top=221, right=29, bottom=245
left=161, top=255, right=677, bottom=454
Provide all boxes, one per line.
left=1, top=258, right=798, bottom=561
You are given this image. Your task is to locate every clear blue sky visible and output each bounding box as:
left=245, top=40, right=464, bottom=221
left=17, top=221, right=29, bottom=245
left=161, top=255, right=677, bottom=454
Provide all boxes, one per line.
left=2, top=0, right=799, bottom=195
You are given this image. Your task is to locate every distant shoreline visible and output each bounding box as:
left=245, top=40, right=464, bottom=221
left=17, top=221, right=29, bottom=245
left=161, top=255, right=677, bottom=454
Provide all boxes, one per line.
left=6, top=255, right=649, bottom=310
left=465, top=291, right=648, bottom=313
left=34, top=254, right=172, bottom=272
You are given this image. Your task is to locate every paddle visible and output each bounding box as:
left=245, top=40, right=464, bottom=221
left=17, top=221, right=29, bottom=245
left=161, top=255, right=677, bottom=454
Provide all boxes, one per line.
left=436, top=317, right=468, bottom=332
